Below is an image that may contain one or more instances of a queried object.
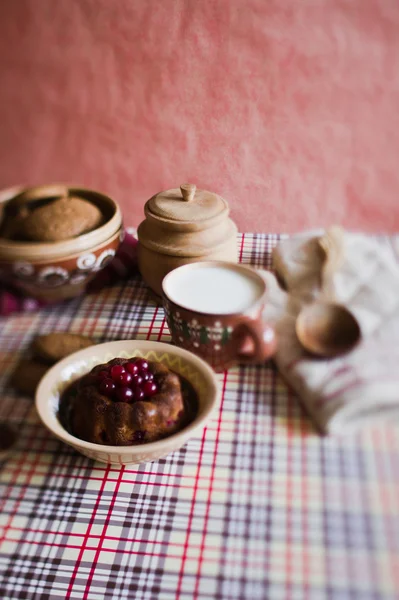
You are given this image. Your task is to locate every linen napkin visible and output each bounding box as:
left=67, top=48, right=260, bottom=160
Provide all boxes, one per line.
left=261, top=228, right=399, bottom=435
left=0, top=229, right=138, bottom=317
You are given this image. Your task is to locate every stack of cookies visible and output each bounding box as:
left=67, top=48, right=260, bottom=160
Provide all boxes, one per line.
left=1, top=194, right=103, bottom=242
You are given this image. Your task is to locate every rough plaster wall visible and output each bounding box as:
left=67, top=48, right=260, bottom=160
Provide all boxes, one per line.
left=0, top=0, right=398, bottom=233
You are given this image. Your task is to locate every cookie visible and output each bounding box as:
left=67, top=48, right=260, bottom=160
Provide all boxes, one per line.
left=32, top=333, right=93, bottom=364
left=10, top=359, right=49, bottom=396
left=20, top=196, right=103, bottom=242
left=1, top=196, right=62, bottom=240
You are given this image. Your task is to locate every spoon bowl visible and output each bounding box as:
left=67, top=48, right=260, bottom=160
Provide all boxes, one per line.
left=296, top=302, right=361, bottom=357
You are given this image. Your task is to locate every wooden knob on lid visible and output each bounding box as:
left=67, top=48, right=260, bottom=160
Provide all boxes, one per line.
left=180, top=183, right=196, bottom=202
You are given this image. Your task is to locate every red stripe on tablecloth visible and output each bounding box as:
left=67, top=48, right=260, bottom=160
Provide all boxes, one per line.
left=7, top=468, right=363, bottom=502
left=86, top=313, right=165, bottom=596
left=3, top=534, right=299, bottom=569
left=239, top=233, right=245, bottom=262
left=14, top=443, right=335, bottom=490
left=65, top=464, right=111, bottom=599
left=147, top=305, right=159, bottom=339
left=2, top=467, right=229, bottom=490
left=66, top=303, right=159, bottom=598
left=0, top=428, right=49, bottom=547
left=193, top=370, right=228, bottom=598
left=82, top=466, right=125, bottom=599
left=5, top=525, right=219, bottom=551
left=157, top=316, right=166, bottom=340
left=0, top=449, right=203, bottom=477
left=175, top=430, right=208, bottom=599
left=2, top=536, right=181, bottom=559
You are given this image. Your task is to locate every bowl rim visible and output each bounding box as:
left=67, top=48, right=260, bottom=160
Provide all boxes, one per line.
left=0, top=226, right=123, bottom=266
left=0, top=184, right=122, bottom=259
left=35, top=339, right=220, bottom=455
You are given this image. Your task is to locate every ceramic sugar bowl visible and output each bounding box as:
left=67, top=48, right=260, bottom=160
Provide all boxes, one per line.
left=137, top=183, right=238, bottom=296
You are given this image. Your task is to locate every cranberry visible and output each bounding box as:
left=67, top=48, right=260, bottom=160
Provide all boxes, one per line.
left=132, top=386, right=145, bottom=401
left=115, top=371, right=132, bottom=386
left=143, top=381, right=158, bottom=397
left=116, top=386, right=134, bottom=402
left=110, top=365, right=126, bottom=381
left=142, top=372, right=154, bottom=382
left=132, top=374, right=143, bottom=386
left=99, top=378, right=116, bottom=397
left=135, top=359, right=149, bottom=372
left=96, top=370, right=109, bottom=381
left=126, top=361, right=139, bottom=376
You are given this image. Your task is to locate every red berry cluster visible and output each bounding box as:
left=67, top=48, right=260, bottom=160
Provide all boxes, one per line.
left=95, top=359, right=158, bottom=403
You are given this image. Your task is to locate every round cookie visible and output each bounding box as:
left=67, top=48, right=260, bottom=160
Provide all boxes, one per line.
left=10, top=359, right=49, bottom=396
left=32, top=333, right=93, bottom=364
left=20, top=196, right=103, bottom=242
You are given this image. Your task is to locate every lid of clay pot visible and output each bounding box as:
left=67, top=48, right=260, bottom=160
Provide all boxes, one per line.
left=147, top=184, right=228, bottom=222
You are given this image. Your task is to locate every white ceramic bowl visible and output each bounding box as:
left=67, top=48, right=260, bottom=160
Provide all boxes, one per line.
left=35, top=340, right=220, bottom=466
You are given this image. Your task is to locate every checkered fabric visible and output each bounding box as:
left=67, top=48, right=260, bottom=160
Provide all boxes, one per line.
left=0, top=233, right=398, bottom=600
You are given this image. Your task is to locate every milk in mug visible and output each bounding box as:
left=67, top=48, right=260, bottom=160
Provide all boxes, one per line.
left=163, top=263, right=264, bottom=314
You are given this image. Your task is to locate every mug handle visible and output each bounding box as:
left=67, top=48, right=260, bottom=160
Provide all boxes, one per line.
left=232, top=316, right=277, bottom=363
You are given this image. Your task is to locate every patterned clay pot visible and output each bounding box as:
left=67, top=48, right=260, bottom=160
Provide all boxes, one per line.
left=0, top=184, right=123, bottom=301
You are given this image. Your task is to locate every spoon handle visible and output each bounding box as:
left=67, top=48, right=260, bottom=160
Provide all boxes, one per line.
left=318, top=226, right=345, bottom=300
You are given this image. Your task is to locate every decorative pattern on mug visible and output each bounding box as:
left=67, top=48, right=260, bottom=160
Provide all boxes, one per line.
left=166, top=311, right=233, bottom=351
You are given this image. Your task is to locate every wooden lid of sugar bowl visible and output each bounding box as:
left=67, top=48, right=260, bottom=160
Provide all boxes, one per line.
left=137, top=183, right=238, bottom=296
left=146, top=183, right=228, bottom=229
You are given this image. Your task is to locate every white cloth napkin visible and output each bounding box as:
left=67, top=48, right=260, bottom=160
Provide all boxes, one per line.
left=261, top=229, right=399, bottom=435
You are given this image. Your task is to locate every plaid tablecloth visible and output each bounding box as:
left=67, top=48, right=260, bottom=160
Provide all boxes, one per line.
left=0, top=233, right=398, bottom=600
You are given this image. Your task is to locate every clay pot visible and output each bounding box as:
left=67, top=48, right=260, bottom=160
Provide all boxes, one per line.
left=137, top=183, right=238, bottom=296
left=0, top=184, right=123, bottom=301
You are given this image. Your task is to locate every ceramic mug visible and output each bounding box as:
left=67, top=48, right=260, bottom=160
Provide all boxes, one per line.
left=162, top=261, right=277, bottom=371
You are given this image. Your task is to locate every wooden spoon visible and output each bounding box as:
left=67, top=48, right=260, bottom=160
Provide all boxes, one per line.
left=296, top=301, right=361, bottom=357
left=295, top=227, right=361, bottom=357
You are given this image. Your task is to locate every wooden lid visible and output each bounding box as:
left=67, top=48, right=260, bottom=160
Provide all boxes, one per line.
left=146, top=184, right=228, bottom=223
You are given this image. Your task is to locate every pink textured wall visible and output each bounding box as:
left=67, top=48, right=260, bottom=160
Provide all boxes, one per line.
left=0, top=0, right=398, bottom=233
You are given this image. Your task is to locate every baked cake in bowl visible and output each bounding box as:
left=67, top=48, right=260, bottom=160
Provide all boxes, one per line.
left=35, top=340, right=220, bottom=465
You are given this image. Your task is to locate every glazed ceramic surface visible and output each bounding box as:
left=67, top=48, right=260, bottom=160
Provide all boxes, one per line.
left=0, top=184, right=123, bottom=300
left=35, top=340, right=220, bottom=465
left=0, top=228, right=123, bottom=301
